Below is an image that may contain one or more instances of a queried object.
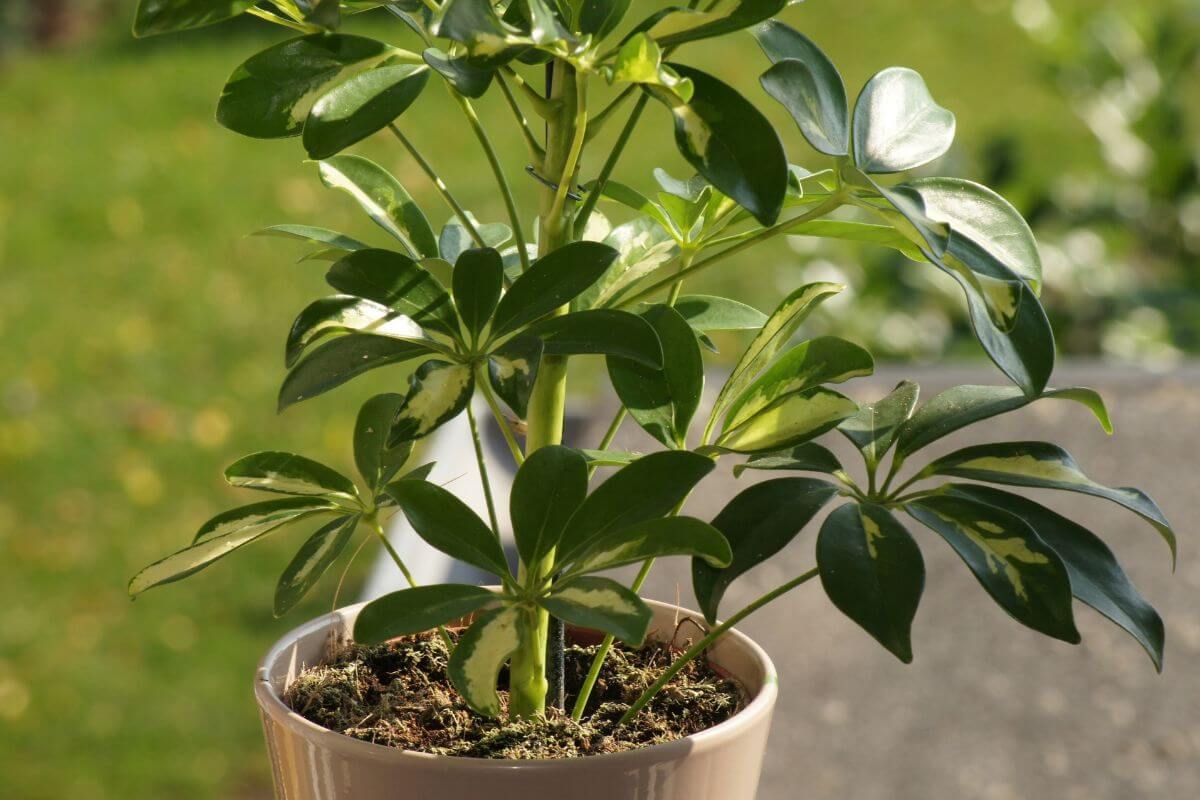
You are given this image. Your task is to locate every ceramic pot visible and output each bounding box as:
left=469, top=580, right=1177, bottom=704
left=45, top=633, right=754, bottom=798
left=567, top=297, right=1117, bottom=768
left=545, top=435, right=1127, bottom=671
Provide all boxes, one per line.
left=255, top=597, right=778, bottom=799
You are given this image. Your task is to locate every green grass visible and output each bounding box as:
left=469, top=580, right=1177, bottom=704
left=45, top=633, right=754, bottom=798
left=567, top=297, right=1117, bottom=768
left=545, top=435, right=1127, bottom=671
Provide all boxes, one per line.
left=0, top=2, right=1103, bottom=797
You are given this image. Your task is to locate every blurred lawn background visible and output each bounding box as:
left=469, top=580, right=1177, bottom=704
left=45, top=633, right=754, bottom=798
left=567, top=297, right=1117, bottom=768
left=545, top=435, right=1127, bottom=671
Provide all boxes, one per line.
left=0, top=1, right=1196, bottom=798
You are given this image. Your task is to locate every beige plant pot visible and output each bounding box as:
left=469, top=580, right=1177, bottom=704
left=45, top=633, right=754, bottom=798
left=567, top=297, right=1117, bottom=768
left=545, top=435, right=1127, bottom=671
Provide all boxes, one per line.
left=255, top=597, right=778, bottom=800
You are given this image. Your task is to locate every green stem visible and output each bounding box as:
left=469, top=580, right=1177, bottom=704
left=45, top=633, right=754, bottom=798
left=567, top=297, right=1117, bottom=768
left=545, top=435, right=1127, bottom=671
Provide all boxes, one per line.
left=477, top=369, right=525, bottom=466
left=449, top=90, right=532, bottom=273
left=369, top=516, right=453, bottom=651
left=496, top=72, right=547, bottom=160
left=502, top=66, right=560, bottom=120
left=465, top=403, right=502, bottom=537
left=388, top=124, right=486, bottom=249
left=586, top=408, right=627, bottom=479
left=617, top=567, right=821, bottom=727
left=574, top=92, right=651, bottom=238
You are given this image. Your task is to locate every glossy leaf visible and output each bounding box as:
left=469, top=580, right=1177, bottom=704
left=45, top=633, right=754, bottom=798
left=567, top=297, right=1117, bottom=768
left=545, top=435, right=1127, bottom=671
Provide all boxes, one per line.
left=128, top=498, right=337, bottom=595
left=818, top=503, right=924, bottom=662
left=575, top=217, right=678, bottom=310
left=946, top=484, right=1165, bottom=670
left=217, top=35, right=414, bottom=139
left=609, top=34, right=693, bottom=103
left=432, top=0, right=532, bottom=66
left=278, top=334, right=432, bottom=411
left=896, top=385, right=1112, bottom=458
left=564, top=516, right=732, bottom=577
left=133, top=0, right=255, bottom=37
left=630, top=0, right=788, bottom=50
left=922, top=441, right=1176, bottom=564
left=532, top=309, right=663, bottom=367
left=907, top=494, right=1079, bottom=642
left=539, top=577, right=652, bottom=645
left=304, top=63, right=430, bottom=159
left=274, top=514, right=358, bottom=616
left=487, top=335, right=542, bottom=419
left=673, top=295, right=767, bottom=332
left=325, top=249, right=459, bottom=339
left=388, top=360, right=474, bottom=447
left=452, top=248, right=504, bottom=339
left=354, top=584, right=497, bottom=644
left=318, top=156, right=440, bottom=260
left=285, top=295, right=430, bottom=367
left=510, top=445, right=588, bottom=566
left=732, top=442, right=843, bottom=478
left=224, top=451, right=359, bottom=503
left=386, top=479, right=511, bottom=578
left=723, top=336, right=875, bottom=433
left=852, top=67, right=956, bottom=174
left=838, top=380, right=919, bottom=466
left=580, top=0, right=632, bottom=39
left=607, top=305, right=702, bottom=448
left=787, top=219, right=924, bottom=261
left=440, top=219, right=512, bottom=264
left=717, top=386, right=859, bottom=454
left=449, top=606, right=524, bottom=717
left=693, top=477, right=839, bottom=622
left=651, top=65, right=788, bottom=226
left=254, top=224, right=370, bottom=255
left=756, top=21, right=848, bottom=156
left=422, top=47, right=495, bottom=98
left=558, top=451, right=716, bottom=564
left=490, top=242, right=619, bottom=338
left=354, top=393, right=415, bottom=490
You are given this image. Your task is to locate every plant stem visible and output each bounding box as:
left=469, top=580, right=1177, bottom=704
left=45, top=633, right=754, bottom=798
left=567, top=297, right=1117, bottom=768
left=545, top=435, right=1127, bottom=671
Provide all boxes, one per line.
left=369, top=516, right=453, bottom=651
left=496, top=72, right=546, bottom=160
left=617, top=567, right=821, bottom=727
left=574, top=92, right=651, bottom=238
left=247, top=6, right=320, bottom=32
left=586, top=408, right=628, bottom=479
left=388, top=124, right=486, bottom=249
left=477, top=369, right=525, bottom=466
left=449, top=90, right=532, bottom=273
left=465, top=403, right=501, bottom=537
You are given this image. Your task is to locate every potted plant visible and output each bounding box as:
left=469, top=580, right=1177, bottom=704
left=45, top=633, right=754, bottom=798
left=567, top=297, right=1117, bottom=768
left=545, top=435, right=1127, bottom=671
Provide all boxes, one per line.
left=128, top=2, right=1176, bottom=799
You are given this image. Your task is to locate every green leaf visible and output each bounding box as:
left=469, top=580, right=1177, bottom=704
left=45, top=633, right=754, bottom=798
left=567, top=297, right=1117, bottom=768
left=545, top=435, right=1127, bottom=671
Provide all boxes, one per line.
left=303, top=63, right=430, bottom=159
left=629, top=0, right=787, bottom=50
left=558, top=451, right=716, bottom=564
left=564, top=516, right=732, bottom=577
left=128, top=498, right=337, bottom=595
left=906, top=494, right=1079, bottom=643
left=325, top=249, right=459, bottom=339
left=864, top=176, right=951, bottom=257
left=133, top=0, right=256, bottom=37
left=837, top=380, right=919, bottom=466
left=452, top=248, right=504, bottom=339
left=422, top=47, right=495, bottom=98
left=945, top=484, right=1165, bottom=671
left=386, top=480, right=511, bottom=578
left=905, top=177, right=1043, bottom=293
left=673, top=295, right=767, bottom=332
left=693, top=477, right=839, bottom=622
left=716, top=387, right=858, bottom=454
left=922, top=441, right=1176, bottom=565
left=449, top=606, right=525, bottom=717
left=278, top=334, right=432, bottom=411
left=318, top=156, right=440, bottom=260
left=274, top=514, right=359, bottom=617
left=851, top=67, right=956, bottom=174
left=224, top=451, right=359, bottom=503
left=388, top=360, right=475, bottom=447
left=490, top=242, right=619, bottom=338
left=575, top=217, right=678, bottom=310
left=440, top=219, right=512, bottom=264
left=580, top=0, right=632, bottom=40
left=713, top=282, right=843, bottom=421
left=531, top=309, right=663, bottom=367
left=723, top=336, right=875, bottom=433
left=582, top=180, right=676, bottom=235
left=786, top=220, right=925, bottom=261
left=579, top=449, right=641, bottom=467
left=354, top=393, right=415, bottom=490
left=217, top=35, right=415, bottom=139
left=608, top=34, right=693, bottom=103
left=607, top=305, right=702, bottom=449
left=354, top=584, right=497, bottom=644
left=253, top=224, right=370, bottom=254
left=755, top=21, right=848, bottom=157
left=732, top=442, right=843, bottom=478
left=896, top=385, right=1112, bottom=459
left=539, top=577, right=653, bottom=645
left=650, top=65, right=788, bottom=226
left=295, top=0, right=340, bottom=30
left=285, top=295, right=431, bottom=367
left=818, top=503, right=924, bottom=662
left=511, top=445, right=589, bottom=566
left=432, top=0, right=533, bottom=66
left=487, top=334, right=542, bottom=419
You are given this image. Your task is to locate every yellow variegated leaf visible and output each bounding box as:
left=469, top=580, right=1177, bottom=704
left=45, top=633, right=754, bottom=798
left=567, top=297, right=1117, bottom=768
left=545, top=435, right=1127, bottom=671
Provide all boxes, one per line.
left=538, top=577, right=652, bottom=645
left=608, top=34, right=693, bottom=102
left=448, top=605, right=524, bottom=717
left=388, top=360, right=474, bottom=447
left=717, top=387, right=858, bottom=454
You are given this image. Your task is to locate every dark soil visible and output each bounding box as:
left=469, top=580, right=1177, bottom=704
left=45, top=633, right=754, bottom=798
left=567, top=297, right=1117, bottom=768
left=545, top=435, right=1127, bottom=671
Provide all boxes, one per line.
left=283, top=629, right=744, bottom=759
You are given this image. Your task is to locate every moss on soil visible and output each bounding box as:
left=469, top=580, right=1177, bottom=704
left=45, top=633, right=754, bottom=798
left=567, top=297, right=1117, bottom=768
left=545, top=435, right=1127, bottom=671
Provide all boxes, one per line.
left=283, top=630, right=743, bottom=759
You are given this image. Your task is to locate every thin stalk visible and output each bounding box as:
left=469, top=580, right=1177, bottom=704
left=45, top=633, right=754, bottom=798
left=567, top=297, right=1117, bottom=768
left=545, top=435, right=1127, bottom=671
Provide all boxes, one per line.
left=465, top=403, right=502, bottom=537
left=247, top=6, right=320, bottom=32
left=618, top=567, right=821, bottom=726
left=547, top=74, right=589, bottom=227
left=584, top=86, right=636, bottom=141
left=586, top=407, right=628, bottom=479
left=477, top=369, right=525, bottom=466
left=369, top=516, right=453, bottom=651
left=496, top=72, right=547, bottom=160
left=574, top=92, right=651, bottom=238
left=449, top=90, right=532, bottom=273
left=388, top=124, right=486, bottom=249
left=615, top=197, right=846, bottom=310
left=502, top=66, right=560, bottom=120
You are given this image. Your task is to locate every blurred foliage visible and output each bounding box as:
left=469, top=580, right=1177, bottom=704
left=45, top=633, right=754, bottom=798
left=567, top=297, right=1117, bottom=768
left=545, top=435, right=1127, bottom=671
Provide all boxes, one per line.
left=0, top=1, right=1195, bottom=798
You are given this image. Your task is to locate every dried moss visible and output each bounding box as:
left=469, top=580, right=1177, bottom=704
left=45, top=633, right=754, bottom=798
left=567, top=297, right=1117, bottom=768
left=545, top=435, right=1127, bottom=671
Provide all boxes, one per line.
left=283, top=630, right=743, bottom=759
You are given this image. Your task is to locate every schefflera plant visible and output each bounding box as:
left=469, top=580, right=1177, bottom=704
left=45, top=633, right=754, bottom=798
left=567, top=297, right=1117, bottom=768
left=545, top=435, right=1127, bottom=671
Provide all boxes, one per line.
left=128, top=0, right=1175, bottom=728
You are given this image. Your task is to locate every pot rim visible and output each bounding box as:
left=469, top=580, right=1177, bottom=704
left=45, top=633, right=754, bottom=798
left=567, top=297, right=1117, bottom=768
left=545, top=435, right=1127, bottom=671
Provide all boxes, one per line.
left=255, top=597, right=778, bottom=770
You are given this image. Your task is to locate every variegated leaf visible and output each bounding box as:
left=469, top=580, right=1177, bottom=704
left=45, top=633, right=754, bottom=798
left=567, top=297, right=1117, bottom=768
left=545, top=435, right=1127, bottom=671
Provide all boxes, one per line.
left=539, top=576, right=652, bottom=645
left=304, top=63, right=430, bottom=159
left=224, top=451, right=359, bottom=504
left=285, top=295, right=433, bottom=367
left=449, top=605, right=525, bottom=717
left=274, top=514, right=359, bottom=617
left=756, top=20, right=849, bottom=157
left=574, top=217, right=678, bottom=311
left=318, top=156, right=440, bottom=260
left=354, top=394, right=414, bottom=490
left=672, top=295, right=767, bottom=332
left=716, top=386, right=859, bottom=454
left=487, top=335, right=542, bottom=420
left=388, top=360, right=474, bottom=447
left=278, top=334, right=432, bottom=411
left=440, top=219, right=512, bottom=264
left=562, top=516, right=731, bottom=578
left=253, top=224, right=370, bottom=256
left=608, top=34, right=693, bottom=103
left=133, top=0, right=256, bottom=37
left=837, top=380, right=919, bottom=466
left=354, top=584, right=498, bottom=644
left=733, top=442, right=843, bottom=478
left=629, top=0, right=787, bottom=50
left=324, top=249, right=459, bottom=339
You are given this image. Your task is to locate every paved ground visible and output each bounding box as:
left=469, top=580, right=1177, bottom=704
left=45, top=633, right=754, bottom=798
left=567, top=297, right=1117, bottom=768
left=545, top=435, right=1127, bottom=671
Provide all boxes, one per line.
left=594, top=364, right=1198, bottom=800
